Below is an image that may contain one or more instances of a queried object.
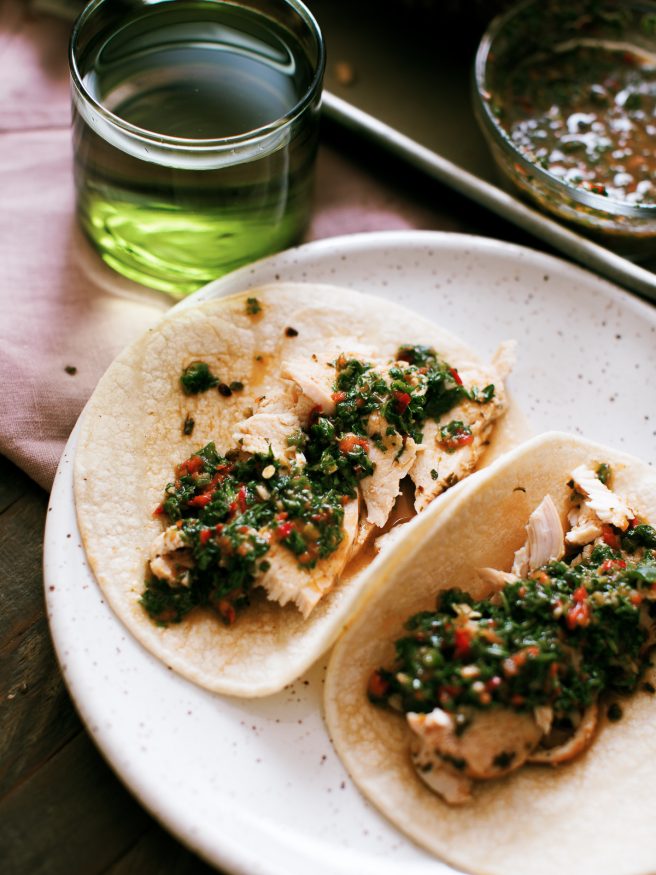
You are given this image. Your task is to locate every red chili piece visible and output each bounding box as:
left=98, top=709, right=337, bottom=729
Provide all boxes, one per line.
left=393, top=390, right=412, bottom=413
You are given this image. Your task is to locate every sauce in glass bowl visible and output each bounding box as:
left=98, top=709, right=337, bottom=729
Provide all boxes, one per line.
left=474, top=0, right=656, bottom=259
left=499, top=44, right=656, bottom=205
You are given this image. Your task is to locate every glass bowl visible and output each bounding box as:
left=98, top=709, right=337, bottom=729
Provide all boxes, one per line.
left=473, top=0, right=656, bottom=260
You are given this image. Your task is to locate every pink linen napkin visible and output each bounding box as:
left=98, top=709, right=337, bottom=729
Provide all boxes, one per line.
left=0, top=0, right=465, bottom=491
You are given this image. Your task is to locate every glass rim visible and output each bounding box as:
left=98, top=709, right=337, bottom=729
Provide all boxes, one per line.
left=473, top=0, right=656, bottom=220
left=69, top=0, right=325, bottom=151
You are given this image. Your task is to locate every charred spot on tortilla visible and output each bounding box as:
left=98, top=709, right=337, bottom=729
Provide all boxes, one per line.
left=368, top=462, right=656, bottom=804
left=143, top=338, right=511, bottom=628
left=285, top=326, right=299, bottom=337
left=182, top=415, right=195, bottom=436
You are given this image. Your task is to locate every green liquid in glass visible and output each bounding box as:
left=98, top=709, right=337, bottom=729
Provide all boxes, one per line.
left=72, top=2, right=320, bottom=296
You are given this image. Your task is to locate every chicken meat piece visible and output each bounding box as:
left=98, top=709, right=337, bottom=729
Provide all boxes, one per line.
left=410, top=355, right=509, bottom=513
left=410, top=737, right=474, bottom=805
left=233, top=410, right=304, bottom=466
left=528, top=704, right=598, bottom=764
left=512, top=495, right=565, bottom=577
left=149, top=525, right=193, bottom=585
left=570, top=465, right=635, bottom=530
left=282, top=357, right=338, bottom=420
left=257, top=497, right=359, bottom=617
left=407, top=705, right=543, bottom=797
left=565, top=504, right=604, bottom=547
left=476, top=567, right=519, bottom=592
left=358, top=412, right=418, bottom=528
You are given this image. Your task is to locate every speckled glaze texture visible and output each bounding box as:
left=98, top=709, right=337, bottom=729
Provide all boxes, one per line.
left=44, top=231, right=656, bottom=875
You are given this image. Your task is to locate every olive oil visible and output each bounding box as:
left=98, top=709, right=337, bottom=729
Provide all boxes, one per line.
left=71, top=1, right=322, bottom=296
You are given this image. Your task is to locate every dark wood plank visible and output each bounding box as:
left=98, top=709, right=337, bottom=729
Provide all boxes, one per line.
left=104, top=824, right=220, bottom=875
left=0, top=489, right=48, bottom=645
left=0, top=731, right=151, bottom=875
left=0, top=454, right=30, bottom=513
left=0, top=608, right=82, bottom=796
left=0, top=457, right=221, bottom=873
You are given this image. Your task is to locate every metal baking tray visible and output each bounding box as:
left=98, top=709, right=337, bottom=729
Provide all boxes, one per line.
left=312, top=0, right=656, bottom=302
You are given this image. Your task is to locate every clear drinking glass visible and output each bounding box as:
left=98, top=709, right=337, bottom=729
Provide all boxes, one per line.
left=69, top=0, right=325, bottom=297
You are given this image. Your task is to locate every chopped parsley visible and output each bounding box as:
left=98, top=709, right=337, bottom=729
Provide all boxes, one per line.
left=246, top=297, right=261, bottom=315
left=370, top=545, right=656, bottom=718
left=180, top=361, right=219, bottom=395
left=149, top=344, right=498, bottom=625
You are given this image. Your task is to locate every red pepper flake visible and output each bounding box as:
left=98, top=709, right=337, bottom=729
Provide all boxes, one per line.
left=393, top=390, right=412, bottom=414
left=276, top=521, right=293, bottom=540
left=599, top=559, right=627, bottom=575
left=573, top=585, right=588, bottom=603
left=176, top=454, right=204, bottom=477
left=367, top=670, right=390, bottom=700
left=338, top=435, right=369, bottom=454
left=453, top=627, right=472, bottom=659
left=449, top=367, right=463, bottom=386
left=566, top=601, right=591, bottom=630
left=602, top=525, right=621, bottom=549
left=217, top=599, right=236, bottom=625
left=153, top=503, right=165, bottom=516
left=199, top=528, right=212, bottom=545
left=237, top=485, right=248, bottom=514
left=215, top=523, right=224, bottom=533
left=188, top=493, right=212, bottom=508
left=331, top=391, right=347, bottom=403
left=439, top=422, right=474, bottom=452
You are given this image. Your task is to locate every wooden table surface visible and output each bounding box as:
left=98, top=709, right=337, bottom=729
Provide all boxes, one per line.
left=0, top=454, right=218, bottom=874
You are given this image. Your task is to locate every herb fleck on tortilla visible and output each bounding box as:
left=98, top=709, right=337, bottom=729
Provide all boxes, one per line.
left=246, top=297, right=262, bottom=315
left=180, top=362, right=219, bottom=395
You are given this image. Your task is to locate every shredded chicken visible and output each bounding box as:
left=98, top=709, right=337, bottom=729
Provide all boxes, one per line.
left=409, top=351, right=510, bottom=513
left=566, top=504, right=604, bottom=547
left=149, top=525, right=193, bottom=585
left=408, top=706, right=543, bottom=789
left=528, top=704, right=598, bottom=764
left=476, top=567, right=519, bottom=591
left=282, top=357, right=337, bottom=419
left=257, top=497, right=359, bottom=617
left=359, top=412, right=417, bottom=527
left=512, top=495, right=565, bottom=577
left=570, top=465, right=634, bottom=529
left=233, top=410, right=303, bottom=466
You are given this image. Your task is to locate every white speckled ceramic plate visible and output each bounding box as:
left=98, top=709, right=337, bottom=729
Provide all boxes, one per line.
left=44, top=231, right=656, bottom=875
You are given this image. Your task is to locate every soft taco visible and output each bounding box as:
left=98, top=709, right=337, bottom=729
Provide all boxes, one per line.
left=74, top=282, right=523, bottom=697
left=324, top=431, right=656, bottom=875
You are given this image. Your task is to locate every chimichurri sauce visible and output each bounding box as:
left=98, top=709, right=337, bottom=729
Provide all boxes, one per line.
left=497, top=43, right=656, bottom=204
left=370, top=534, right=656, bottom=718
left=142, top=346, right=497, bottom=625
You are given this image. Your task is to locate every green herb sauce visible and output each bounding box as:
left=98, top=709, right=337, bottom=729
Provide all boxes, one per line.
left=370, top=534, right=656, bottom=718
left=145, top=345, right=497, bottom=625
